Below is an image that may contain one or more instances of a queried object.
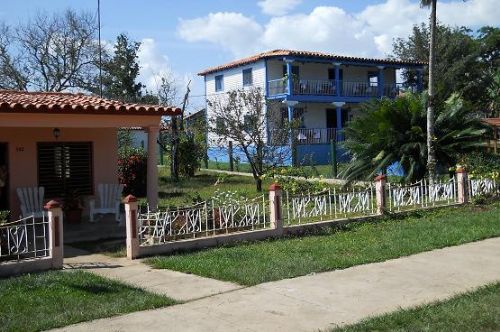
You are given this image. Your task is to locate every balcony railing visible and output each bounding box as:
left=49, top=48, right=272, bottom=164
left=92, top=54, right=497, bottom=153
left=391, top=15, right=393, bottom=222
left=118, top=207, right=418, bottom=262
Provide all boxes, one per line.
left=267, top=78, right=417, bottom=99
left=269, top=128, right=345, bottom=145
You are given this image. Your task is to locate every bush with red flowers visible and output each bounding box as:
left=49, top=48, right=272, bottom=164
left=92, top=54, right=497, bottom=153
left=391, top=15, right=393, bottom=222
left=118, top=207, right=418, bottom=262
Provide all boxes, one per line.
left=118, top=147, right=148, bottom=197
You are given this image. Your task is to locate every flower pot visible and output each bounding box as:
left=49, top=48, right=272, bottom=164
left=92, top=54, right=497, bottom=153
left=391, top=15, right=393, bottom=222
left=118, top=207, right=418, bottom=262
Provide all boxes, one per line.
left=65, top=209, right=83, bottom=223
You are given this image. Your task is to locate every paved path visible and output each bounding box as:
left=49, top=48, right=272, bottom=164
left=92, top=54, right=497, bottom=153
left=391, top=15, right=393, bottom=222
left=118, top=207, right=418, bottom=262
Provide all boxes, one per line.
left=64, top=246, right=241, bottom=302
left=58, top=237, right=500, bottom=332
left=200, top=168, right=369, bottom=186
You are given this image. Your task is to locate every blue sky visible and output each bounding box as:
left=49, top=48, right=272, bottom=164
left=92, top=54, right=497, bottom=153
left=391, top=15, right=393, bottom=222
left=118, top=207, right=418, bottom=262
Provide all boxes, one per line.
left=1, top=0, right=498, bottom=110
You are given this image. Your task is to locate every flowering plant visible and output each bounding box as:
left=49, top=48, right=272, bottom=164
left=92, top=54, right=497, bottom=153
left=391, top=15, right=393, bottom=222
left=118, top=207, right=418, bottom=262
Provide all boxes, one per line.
left=118, top=147, right=148, bottom=196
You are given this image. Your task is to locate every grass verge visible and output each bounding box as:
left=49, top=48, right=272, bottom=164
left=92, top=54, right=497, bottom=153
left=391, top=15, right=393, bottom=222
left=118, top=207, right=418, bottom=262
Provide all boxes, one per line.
left=334, top=282, right=500, bottom=332
left=146, top=201, right=500, bottom=286
left=0, top=270, right=176, bottom=331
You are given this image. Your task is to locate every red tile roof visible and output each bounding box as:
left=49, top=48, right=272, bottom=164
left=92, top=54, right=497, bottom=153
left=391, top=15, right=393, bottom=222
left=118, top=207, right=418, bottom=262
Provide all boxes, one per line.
left=198, top=49, right=427, bottom=75
left=0, top=90, right=181, bottom=116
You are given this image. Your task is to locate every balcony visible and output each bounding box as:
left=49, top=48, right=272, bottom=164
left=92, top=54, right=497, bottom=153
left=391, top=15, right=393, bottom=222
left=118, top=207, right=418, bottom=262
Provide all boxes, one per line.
left=269, top=128, right=345, bottom=145
left=267, top=78, right=417, bottom=100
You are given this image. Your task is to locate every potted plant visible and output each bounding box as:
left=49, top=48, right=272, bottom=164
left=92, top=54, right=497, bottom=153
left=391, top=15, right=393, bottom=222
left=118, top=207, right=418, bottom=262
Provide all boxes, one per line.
left=63, top=190, right=83, bottom=223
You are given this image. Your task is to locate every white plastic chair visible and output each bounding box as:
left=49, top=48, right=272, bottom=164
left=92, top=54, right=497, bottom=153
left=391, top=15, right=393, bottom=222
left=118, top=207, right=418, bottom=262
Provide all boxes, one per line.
left=16, top=187, right=46, bottom=219
left=89, top=184, right=124, bottom=223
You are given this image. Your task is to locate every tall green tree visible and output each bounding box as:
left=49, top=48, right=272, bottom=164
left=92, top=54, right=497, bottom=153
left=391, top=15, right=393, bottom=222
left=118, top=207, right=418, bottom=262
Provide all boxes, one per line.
left=342, top=93, right=488, bottom=183
left=102, top=33, right=143, bottom=101
left=393, top=24, right=499, bottom=112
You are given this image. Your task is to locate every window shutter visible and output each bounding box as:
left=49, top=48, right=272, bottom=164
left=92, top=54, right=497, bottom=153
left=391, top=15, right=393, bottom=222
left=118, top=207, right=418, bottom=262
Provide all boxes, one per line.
left=38, top=142, right=93, bottom=198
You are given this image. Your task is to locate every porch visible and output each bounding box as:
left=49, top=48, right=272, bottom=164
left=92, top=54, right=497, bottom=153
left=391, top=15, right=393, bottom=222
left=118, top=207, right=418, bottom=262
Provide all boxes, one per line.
left=0, top=91, right=180, bottom=233
left=268, top=79, right=417, bottom=100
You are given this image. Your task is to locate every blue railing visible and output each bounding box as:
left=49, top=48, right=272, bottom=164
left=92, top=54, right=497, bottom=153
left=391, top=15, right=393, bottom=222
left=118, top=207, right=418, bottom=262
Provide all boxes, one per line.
left=268, top=78, right=417, bottom=98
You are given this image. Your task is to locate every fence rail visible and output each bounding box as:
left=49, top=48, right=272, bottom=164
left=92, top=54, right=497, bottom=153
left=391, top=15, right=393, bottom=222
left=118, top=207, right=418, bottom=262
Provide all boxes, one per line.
left=138, top=195, right=268, bottom=246
left=267, top=78, right=417, bottom=98
left=283, top=187, right=375, bottom=225
left=0, top=215, right=50, bottom=262
left=469, top=178, right=498, bottom=197
left=387, top=178, right=458, bottom=212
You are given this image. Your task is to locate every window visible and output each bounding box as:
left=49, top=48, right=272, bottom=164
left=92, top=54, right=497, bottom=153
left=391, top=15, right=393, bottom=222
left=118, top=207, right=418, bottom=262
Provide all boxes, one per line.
left=242, top=68, right=253, bottom=86
left=38, top=142, right=93, bottom=197
left=282, top=65, right=300, bottom=77
left=368, top=71, right=378, bottom=87
left=215, top=75, right=223, bottom=92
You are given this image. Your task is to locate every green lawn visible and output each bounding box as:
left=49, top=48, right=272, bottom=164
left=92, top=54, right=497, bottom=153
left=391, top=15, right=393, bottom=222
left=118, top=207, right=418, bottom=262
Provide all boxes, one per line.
left=0, top=270, right=176, bottom=332
left=155, top=168, right=273, bottom=207
left=146, top=201, right=500, bottom=286
left=334, top=282, right=500, bottom=332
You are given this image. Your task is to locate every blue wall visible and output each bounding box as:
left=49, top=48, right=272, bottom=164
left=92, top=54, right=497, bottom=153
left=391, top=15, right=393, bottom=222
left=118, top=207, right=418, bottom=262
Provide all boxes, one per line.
left=296, top=144, right=350, bottom=165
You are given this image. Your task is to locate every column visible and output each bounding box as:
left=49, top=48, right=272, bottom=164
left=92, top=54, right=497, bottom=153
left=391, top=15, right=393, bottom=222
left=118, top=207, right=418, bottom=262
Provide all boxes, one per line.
left=147, top=126, right=159, bottom=210
left=374, top=175, right=387, bottom=215
left=416, top=68, right=423, bottom=92
left=268, top=183, right=283, bottom=233
left=284, top=58, right=294, bottom=96
left=456, top=167, right=468, bottom=204
left=332, top=102, right=345, bottom=141
left=45, top=200, right=64, bottom=269
left=334, top=62, right=341, bottom=97
left=123, top=195, right=139, bottom=259
left=377, top=66, right=385, bottom=98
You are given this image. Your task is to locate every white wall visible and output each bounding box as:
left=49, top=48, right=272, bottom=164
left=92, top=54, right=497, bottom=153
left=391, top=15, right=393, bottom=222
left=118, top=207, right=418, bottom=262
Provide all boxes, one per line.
left=205, top=60, right=267, bottom=145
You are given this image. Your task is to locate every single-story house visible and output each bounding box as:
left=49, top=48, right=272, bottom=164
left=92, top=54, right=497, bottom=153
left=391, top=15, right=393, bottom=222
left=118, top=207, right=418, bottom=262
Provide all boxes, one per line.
left=0, top=90, right=180, bottom=219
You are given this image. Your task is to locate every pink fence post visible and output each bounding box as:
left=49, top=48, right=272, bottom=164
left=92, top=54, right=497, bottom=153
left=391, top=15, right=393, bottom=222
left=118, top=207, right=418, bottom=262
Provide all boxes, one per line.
left=45, top=200, right=64, bottom=269
left=374, top=175, right=387, bottom=215
left=123, top=195, right=139, bottom=259
left=456, top=166, right=468, bottom=204
left=269, top=183, right=283, bottom=233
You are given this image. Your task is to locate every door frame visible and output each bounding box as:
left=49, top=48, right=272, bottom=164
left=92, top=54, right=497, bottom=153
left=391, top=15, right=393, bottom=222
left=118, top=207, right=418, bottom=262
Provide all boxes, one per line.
left=0, top=142, right=9, bottom=211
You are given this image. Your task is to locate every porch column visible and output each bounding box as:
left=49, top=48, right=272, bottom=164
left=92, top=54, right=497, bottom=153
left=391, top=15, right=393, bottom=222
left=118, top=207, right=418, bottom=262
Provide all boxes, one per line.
left=147, top=126, right=159, bottom=210
left=334, top=62, right=341, bottom=97
left=284, top=58, right=294, bottom=96
left=333, top=102, right=345, bottom=142
left=416, top=68, right=423, bottom=92
left=377, top=66, right=385, bottom=98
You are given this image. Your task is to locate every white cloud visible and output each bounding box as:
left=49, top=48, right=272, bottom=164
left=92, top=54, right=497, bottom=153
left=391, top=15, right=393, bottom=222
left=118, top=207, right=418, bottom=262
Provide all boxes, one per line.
left=178, top=0, right=500, bottom=59
left=178, top=12, right=263, bottom=57
left=137, top=38, right=176, bottom=91
left=258, top=0, right=302, bottom=16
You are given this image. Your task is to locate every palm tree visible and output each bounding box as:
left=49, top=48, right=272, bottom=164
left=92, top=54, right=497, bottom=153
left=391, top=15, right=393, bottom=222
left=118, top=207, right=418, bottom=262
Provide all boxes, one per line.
left=341, top=93, right=488, bottom=184
left=421, top=0, right=437, bottom=183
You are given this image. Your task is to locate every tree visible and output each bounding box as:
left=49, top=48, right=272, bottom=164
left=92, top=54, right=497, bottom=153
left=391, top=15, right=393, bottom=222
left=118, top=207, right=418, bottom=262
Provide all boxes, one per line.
left=392, top=24, right=498, bottom=111
left=0, top=10, right=100, bottom=92
left=342, top=93, right=489, bottom=183
left=421, top=0, right=438, bottom=183
left=102, top=33, right=143, bottom=101
left=208, top=87, right=290, bottom=191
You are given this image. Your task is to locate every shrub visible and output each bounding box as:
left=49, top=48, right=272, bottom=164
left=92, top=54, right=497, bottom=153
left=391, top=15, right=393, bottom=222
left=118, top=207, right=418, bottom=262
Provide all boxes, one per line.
left=118, top=147, right=147, bottom=197
left=178, top=133, right=204, bottom=177
left=460, top=152, right=500, bottom=180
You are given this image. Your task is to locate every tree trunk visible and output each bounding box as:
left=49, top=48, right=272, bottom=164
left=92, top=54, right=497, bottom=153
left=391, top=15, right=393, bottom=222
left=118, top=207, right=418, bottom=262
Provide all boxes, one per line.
left=255, top=177, right=263, bottom=192
left=171, top=116, right=179, bottom=181
left=427, top=0, right=437, bottom=184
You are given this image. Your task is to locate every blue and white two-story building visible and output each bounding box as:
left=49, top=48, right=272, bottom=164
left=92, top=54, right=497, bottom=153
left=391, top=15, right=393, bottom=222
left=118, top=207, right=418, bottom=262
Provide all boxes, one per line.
left=199, top=49, right=426, bottom=165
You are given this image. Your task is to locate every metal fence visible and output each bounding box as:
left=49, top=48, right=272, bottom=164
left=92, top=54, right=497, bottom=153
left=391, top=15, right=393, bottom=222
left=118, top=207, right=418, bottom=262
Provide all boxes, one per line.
left=469, top=178, right=498, bottom=197
left=283, top=187, right=375, bottom=225
left=0, top=215, right=50, bottom=262
left=138, top=195, right=268, bottom=246
left=387, top=178, right=458, bottom=212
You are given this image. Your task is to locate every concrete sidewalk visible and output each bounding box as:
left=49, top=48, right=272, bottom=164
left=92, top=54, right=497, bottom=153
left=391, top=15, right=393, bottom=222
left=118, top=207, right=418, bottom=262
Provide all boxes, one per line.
left=58, top=237, right=500, bottom=332
left=64, top=246, right=241, bottom=302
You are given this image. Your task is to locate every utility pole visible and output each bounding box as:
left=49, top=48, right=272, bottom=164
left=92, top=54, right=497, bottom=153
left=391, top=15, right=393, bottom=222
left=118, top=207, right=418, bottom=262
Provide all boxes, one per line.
left=97, top=0, right=103, bottom=97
